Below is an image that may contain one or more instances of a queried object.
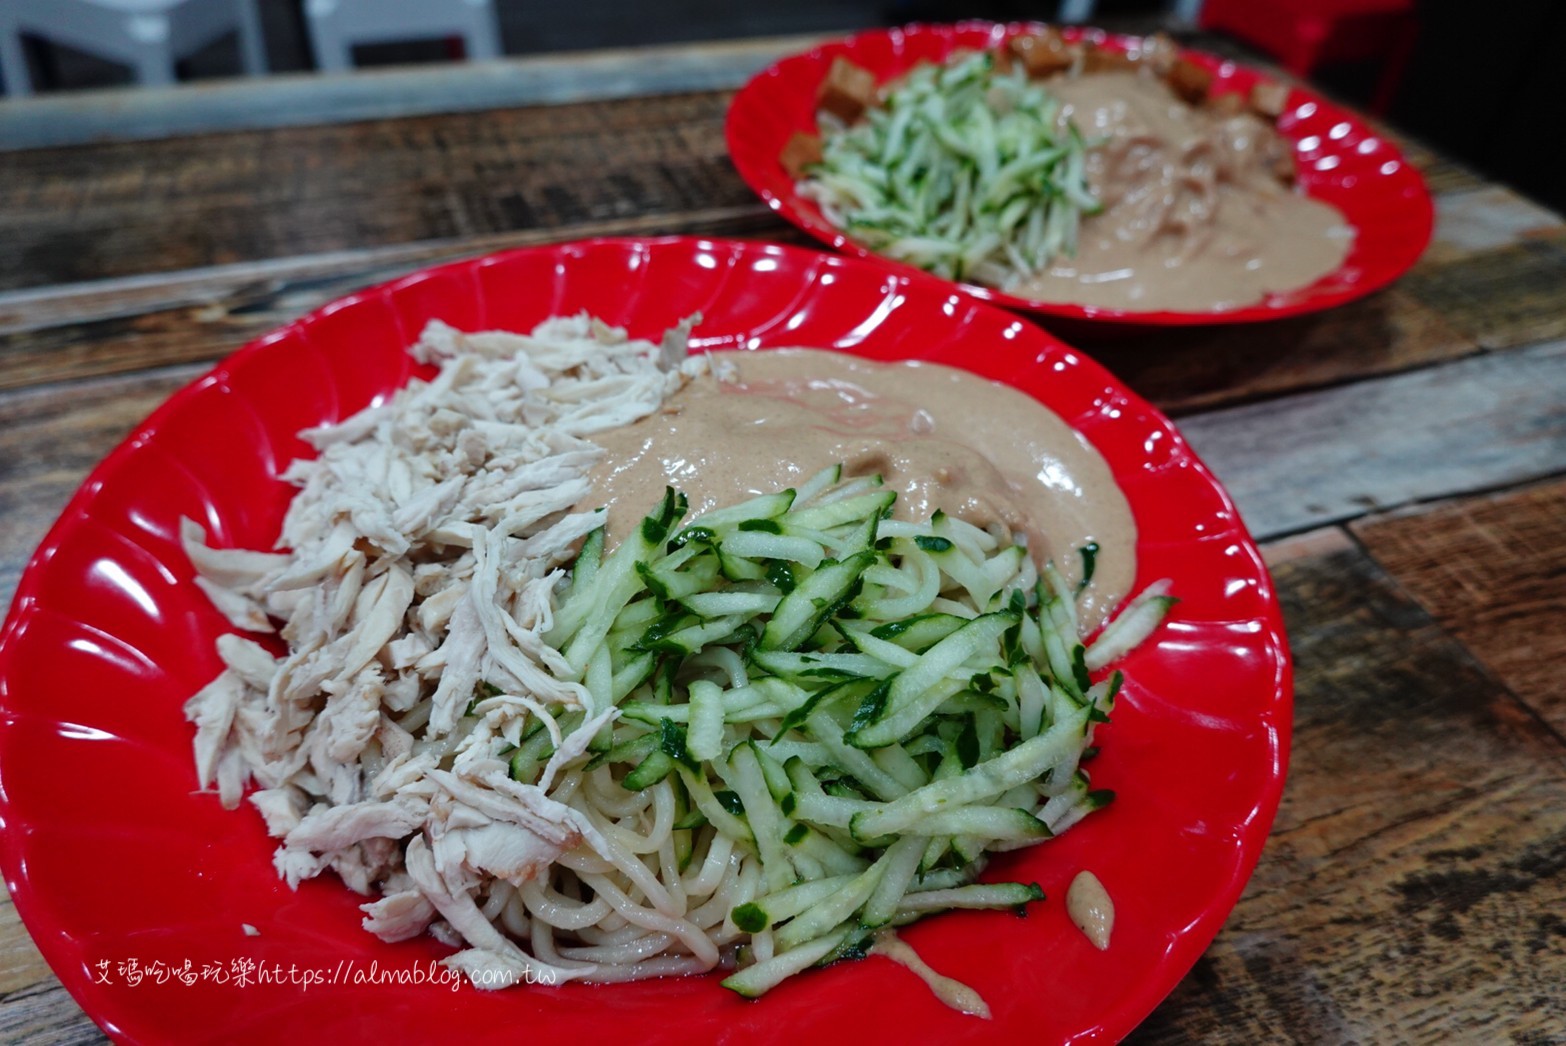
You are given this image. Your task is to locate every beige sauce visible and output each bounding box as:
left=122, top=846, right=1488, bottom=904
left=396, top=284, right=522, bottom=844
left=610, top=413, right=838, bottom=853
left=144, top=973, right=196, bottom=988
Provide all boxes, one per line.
left=1012, top=70, right=1354, bottom=312
left=869, top=929, right=991, bottom=1019
left=1066, top=869, right=1115, bottom=950
left=579, top=349, right=1135, bottom=630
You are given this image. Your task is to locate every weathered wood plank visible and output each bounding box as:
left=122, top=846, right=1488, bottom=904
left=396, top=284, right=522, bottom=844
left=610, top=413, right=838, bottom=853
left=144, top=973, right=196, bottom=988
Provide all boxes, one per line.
left=1130, top=527, right=1566, bottom=1044
left=0, top=368, right=197, bottom=612
left=0, top=893, right=54, bottom=997
left=0, top=209, right=799, bottom=394
left=1399, top=228, right=1566, bottom=351
left=1090, top=284, right=1476, bottom=416
left=1422, top=185, right=1565, bottom=267
left=0, top=34, right=834, bottom=152
left=1351, top=478, right=1566, bottom=736
left=0, top=90, right=757, bottom=292
left=1178, top=338, right=1566, bottom=539
left=0, top=206, right=796, bottom=341
left=0, top=979, right=105, bottom=1046
left=0, top=241, right=1473, bottom=407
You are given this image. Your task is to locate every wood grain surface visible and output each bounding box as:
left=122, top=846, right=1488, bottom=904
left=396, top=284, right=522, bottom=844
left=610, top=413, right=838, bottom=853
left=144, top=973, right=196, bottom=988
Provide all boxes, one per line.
left=2, top=27, right=1565, bottom=1046
left=1353, top=479, right=1566, bottom=734
left=1131, top=526, right=1566, bottom=1043
left=0, top=91, right=754, bottom=292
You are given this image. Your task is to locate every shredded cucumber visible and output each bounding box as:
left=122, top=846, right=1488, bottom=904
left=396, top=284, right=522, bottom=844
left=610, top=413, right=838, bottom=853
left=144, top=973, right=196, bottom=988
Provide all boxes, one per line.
left=540, top=463, right=1172, bottom=997
left=799, top=51, right=1101, bottom=287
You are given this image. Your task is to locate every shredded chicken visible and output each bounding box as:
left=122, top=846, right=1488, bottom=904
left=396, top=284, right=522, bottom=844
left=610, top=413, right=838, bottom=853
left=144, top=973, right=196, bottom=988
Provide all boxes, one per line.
left=183, top=313, right=708, bottom=983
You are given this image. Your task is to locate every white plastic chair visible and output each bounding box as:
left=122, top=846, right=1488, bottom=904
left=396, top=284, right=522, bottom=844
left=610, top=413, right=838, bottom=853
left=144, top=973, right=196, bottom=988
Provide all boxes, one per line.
left=303, top=0, right=501, bottom=73
left=0, top=0, right=266, bottom=96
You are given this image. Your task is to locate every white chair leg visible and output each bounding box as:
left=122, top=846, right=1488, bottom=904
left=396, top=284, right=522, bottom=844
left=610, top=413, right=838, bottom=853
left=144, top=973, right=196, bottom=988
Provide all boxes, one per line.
left=0, top=15, right=35, bottom=97
left=126, top=14, right=177, bottom=87
left=234, top=0, right=268, bottom=75
left=131, top=45, right=178, bottom=86
left=1057, top=0, right=1097, bottom=24
left=307, top=24, right=353, bottom=71
left=461, top=0, right=500, bottom=60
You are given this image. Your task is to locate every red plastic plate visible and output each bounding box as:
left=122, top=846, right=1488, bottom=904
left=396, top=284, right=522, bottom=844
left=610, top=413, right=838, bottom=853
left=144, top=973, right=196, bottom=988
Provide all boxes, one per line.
left=726, top=22, right=1433, bottom=326
left=0, top=238, right=1289, bottom=1043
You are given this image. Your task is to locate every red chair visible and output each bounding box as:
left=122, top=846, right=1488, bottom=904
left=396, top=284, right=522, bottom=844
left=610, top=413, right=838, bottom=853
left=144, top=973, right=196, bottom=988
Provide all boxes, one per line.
left=1199, top=0, right=1418, bottom=114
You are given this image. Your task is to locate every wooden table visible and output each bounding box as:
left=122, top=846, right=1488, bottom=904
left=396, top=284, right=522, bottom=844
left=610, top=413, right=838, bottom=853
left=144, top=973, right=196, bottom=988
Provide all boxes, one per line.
left=2, top=29, right=1564, bottom=1045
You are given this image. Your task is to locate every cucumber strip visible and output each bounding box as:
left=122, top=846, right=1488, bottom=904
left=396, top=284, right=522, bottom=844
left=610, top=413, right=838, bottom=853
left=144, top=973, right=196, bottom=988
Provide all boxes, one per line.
left=869, top=742, right=930, bottom=793
left=924, top=540, right=998, bottom=611
left=570, top=526, right=605, bottom=596
left=858, top=835, right=927, bottom=928
left=686, top=679, right=726, bottom=763
left=720, top=530, right=827, bottom=567
left=1042, top=783, right=1114, bottom=835
left=930, top=510, right=998, bottom=555
left=637, top=614, right=748, bottom=657
left=774, top=858, right=886, bottom=950
left=848, top=611, right=1018, bottom=749
left=820, top=512, right=881, bottom=560
left=585, top=730, right=657, bottom=772
left=715, top=545, right=768, bottom=582
left=622, top=749, right=676, bottom=790
left=792, top=463, right=843, bottom=506
left=764, top=739, right=832, bottom=765
left=608, top=596, right=664, bottom=641
left=918, top=835, right=951, bottom=874
left=859, top=550, right=941, bottom=614
left=621, top=684, right=786, bottom=726
left=1038, top=597, right=1083, bottom=699
left=783, top=489, right=895, bottom=532
left=786, top=757, right=879, bottom=829
left=751, top=649, right=895, bottom=683
left=838, top=625, right=920, bottom=669
left=849, top=703, right=1090, bottom=841
left=771, top=676, right=877, bottom=740
left=676, top=765, right=753, bottom=843
left=672, top=489, right=795, bottom=538
left=732, top=874, right=858, bottom=932
left=868, top=611, right=966, bottom=652
left=724, top=744, right=796, bottom=892
left=786, top=824, right=871, bottom=876
left=679, top=589, right=781, bottom=619
left=808, top=471, right=884, bottom=503
left=910, top=865, right=977, bottom=892
left=806, top=709, right=911, bottom=803
left=1086, top=581, right=1176, bottom=670
left=913, top=805, right=1050, bottom=842
left=761, top=550, right=876, bottom=651
left=1016, top=661, right=1048, bottom=740
left=583, top=641, right=614, bottom=714
left=895, top=881, right=1043, bottom=914
left=524, top=463, right=1170, bottom=1000
left=638, top=549, right=720, bottom=602
left=753, top=744, right=792, bottom=803
left=549, top=488, right=683, bottom=654
left=1041, top=561, right=1078, bottom=629
left=951, top=833, right=987, bottom=866
left=721, top=926, right=855, bottom=998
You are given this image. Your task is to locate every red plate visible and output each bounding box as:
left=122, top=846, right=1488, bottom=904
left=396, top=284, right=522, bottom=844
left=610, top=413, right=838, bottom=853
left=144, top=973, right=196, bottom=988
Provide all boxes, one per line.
left=726, top=22, right=1433, bottom=326
left=0, top=238, right=1289, bottom=1043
